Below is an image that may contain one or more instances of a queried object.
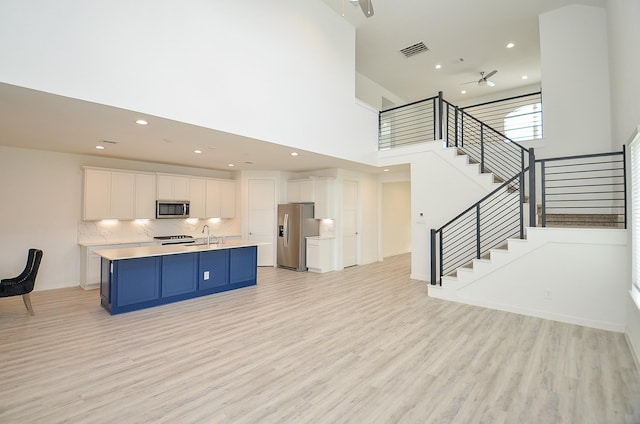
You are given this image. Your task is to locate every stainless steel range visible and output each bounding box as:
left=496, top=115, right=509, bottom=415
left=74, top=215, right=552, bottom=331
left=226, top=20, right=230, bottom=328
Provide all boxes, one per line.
left=153, top=235, right=196, bottom=245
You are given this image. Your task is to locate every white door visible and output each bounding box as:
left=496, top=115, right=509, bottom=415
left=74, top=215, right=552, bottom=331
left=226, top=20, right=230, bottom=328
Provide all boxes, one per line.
left=248, top=179, right=276, bottom=266
left=342, top=180, right=358, bottom=268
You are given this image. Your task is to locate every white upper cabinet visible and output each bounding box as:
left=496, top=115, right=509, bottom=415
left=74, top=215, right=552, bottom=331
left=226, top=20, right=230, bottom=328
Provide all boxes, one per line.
left=220, top=180, right=236, bottom=218
left=189, top=178, right=207, bottom=218
left=313, top=178, right=334, bottom=219
left=84, top=168, right=154, bottom=220
left=157, top=174, right=190, bottom=201
left=84, top=167, right=235, bottom=220
left=287, top=177, right=334, bottom=218
left=134, top=173, right=156, bottom=219
left=84, top=168, right=111, bottom=220
left=206, top=179, right=236, bottom=218
left=287, top=179, right=314, bottom=203
left=109, top=171, right=135, bottom=219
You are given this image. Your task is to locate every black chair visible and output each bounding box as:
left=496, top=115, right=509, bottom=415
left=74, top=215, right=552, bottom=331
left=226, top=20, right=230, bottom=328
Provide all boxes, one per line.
left=1, top=249, right=43, bottom=315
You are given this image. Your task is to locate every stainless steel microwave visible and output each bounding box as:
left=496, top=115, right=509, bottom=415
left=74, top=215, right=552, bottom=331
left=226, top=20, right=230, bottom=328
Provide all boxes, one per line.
left=156, top=200, right=190, bottom=219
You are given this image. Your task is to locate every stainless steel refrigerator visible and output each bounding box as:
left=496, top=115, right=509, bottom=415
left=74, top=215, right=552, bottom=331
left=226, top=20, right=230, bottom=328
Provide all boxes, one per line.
left=277, top=203, right=319, bottom=271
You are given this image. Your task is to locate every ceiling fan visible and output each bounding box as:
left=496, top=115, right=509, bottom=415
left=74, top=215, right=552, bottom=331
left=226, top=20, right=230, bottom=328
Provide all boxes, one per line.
left=462, top=70, right=498, bottom=87
left=350, top=0, right=374, bottom=18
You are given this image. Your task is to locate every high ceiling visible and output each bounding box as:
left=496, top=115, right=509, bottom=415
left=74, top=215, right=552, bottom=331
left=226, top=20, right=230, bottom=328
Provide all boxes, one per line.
left=1, top=0, right=605, bottom=173
left=322, top=0, right=604, bottom=104
left=0, top=83, right=383, bottom=175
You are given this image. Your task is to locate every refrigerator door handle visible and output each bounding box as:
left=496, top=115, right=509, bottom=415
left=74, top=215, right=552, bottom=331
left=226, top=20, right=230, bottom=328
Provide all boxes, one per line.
left=283, top=213, right=289, bottom=247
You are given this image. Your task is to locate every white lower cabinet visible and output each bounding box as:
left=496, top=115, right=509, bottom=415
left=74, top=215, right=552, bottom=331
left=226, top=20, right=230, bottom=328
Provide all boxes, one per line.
left=306, top=237, right=334, bottom=273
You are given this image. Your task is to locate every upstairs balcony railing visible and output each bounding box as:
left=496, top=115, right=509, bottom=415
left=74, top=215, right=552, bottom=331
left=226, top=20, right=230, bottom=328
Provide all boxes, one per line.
left=379, top=95, right=439, bottom=150
left=461, top=92, right=543, bottom=143
left=538, top=149, right=627, bottom=228
left=380, top=92, right=533, bottom=183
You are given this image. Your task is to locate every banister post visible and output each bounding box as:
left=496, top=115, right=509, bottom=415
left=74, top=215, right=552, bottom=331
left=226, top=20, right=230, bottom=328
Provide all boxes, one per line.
left=438, top=91, right=444, bottom=142
left=476, top=204, right=481, bottom=259
left=430, top=229, right=437, bottom=286
left=454, top=106, right=459, bottom=148
left=528, top=148, right=536, bottom=228
left=623, top=145, right=628, bottom=229
left=480, top=125, right=485, bottom=173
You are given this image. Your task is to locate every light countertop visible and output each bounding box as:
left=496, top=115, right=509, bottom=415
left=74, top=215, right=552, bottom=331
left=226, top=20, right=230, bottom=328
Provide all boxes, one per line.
left=94, top=240, right=268, bottom=261
left=79, top=235, right=241, bottom=247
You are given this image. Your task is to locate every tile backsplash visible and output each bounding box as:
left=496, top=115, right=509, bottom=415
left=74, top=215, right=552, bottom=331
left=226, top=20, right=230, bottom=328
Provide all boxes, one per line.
left=78, top=218, right=240, bottom=245
left=318, top=219, right=335, bottom=238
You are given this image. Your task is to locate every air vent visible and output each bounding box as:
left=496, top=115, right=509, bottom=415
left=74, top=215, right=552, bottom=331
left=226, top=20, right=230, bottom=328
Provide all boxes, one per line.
left=400, top=42, right=429, bottom=58
left=100, top=140, right=118, bottom=145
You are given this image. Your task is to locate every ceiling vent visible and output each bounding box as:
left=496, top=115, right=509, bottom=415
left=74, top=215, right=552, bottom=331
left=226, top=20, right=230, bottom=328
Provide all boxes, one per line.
left=400, top=42, right=429, bottom=58
left=100, top=140, right=118, bottom=145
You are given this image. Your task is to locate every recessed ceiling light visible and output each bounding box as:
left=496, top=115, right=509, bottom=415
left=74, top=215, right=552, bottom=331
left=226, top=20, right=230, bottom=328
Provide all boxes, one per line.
left=435, top=64, right=442, bottom=69
left=291, top=152, right=299, bottom=156
left=228, top=163, right=235, bottom=167
left=383, top=168, right=389, bottom=172
left=461, top=90, right=467, bottom=94
left=522, top=75, right=528, bottom=80
left=95, top=145, right=105, bottom=150
left=194, top=149, right=202, bottom=154
left=135, top=119, right=148, bottom=125
left=506, top=42, right=515, bottom=49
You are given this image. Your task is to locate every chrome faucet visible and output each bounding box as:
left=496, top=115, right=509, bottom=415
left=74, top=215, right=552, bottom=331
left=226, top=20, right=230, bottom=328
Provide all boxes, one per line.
left=202, top=224, right=211, bottom=247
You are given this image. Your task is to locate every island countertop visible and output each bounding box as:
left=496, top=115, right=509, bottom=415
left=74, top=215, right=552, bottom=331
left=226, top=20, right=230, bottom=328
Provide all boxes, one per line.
left=94, top=240, right=265, bottom=261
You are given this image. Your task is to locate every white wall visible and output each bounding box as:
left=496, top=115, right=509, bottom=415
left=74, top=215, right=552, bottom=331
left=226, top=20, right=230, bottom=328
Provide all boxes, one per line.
left=430, top=228, right=629, bottom=332
left=0, top=0, right=378, bottom=165
left=381, top=181, right=411, bottom=258
left=0, top=146, right=238, bottom=291
left=355, top=72, right=407, bottom=110
left=606, top=0, right=640, bottom=366
left=539, top=4, right=612, bottom=158
left=379, top=142, right=496, bottom=281
left=358, top=173, right=380, bottom=265
left=607, top=0, right=640, bottom=150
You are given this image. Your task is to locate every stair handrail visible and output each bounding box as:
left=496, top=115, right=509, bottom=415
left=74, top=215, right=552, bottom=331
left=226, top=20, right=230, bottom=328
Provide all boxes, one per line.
left=440, top=96, right=530, bottom=183
left=430, top=147, right=628, bottom=285
left=430, top=150, right=535, bottom=286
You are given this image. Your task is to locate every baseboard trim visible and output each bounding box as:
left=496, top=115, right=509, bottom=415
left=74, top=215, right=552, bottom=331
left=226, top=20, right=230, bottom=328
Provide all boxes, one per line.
left=428, top=288, right=625, bottom=332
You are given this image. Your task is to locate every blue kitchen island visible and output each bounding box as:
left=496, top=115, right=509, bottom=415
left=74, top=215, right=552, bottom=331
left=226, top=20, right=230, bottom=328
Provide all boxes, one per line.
left=95, top=241, right=259, bottom=315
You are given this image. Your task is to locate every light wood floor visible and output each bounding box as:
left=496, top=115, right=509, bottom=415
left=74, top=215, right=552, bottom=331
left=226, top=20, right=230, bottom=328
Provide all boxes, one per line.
left=1, top=254, right=639, bottom=423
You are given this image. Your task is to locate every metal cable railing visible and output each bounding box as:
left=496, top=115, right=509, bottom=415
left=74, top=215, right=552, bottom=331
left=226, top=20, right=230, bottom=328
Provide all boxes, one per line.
left=461, top=92, right=543, bottom=143
left=455, top=110, right=527, bottom=182
left=379, top=93, right=531, bottom=184
left=379, top=96, right=438, bottom=149
left=429, top=148, right=628, bottom=285
left=538, top=149, right=627, bottom=228
left=431, top=170, right=529, bottom=281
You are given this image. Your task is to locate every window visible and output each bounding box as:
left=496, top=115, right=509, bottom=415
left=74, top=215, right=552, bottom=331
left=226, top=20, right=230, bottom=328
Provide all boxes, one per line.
left=630, top=129, right=640, bottom=305
left=504, top=103, right=543, bottom=142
